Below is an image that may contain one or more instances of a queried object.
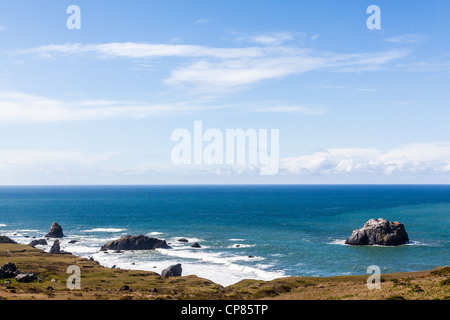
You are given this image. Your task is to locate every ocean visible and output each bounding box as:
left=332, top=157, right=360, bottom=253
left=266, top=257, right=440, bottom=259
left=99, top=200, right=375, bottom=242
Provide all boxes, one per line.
left=0, top=185, right=448, bottom=286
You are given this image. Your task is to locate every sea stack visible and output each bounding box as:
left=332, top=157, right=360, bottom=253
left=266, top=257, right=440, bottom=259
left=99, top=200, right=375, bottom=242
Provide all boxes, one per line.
left=345, top=218, right=409, bottom=246
left=49, top=240, right=61, bottom=254
left=45, top=222, right=64, bottom=238
left=100, top=235, right=172, bottom=251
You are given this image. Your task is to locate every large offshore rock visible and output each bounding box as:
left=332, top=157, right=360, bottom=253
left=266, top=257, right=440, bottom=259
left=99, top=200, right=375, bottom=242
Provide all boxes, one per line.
left=345, top=218, right=409, bottom=246
left=45, top=222, right=64, bottom=238
left=100, top=235, right=171, bottom=251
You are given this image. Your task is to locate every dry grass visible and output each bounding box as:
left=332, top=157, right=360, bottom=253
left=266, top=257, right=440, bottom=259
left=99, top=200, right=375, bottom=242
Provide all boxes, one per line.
left=0, top=243, right=448, bottom=300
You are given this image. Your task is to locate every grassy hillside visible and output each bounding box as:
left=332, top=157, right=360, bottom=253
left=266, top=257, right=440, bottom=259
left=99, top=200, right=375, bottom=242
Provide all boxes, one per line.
left=0, top=243, right=448, bottom=300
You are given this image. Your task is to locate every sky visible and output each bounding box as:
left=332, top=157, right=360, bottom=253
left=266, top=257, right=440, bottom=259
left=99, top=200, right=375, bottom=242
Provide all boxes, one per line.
left=0, top=0, right=449, bottom=184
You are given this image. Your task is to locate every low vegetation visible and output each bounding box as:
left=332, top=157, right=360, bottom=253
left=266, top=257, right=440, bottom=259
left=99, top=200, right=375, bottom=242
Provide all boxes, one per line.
left=0, top=243, right=448, bottom=300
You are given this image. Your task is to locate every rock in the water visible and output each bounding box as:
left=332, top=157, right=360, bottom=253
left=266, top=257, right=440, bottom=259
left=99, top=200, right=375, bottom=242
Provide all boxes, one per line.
left=100, top=235, right=171, bottom=251
left=191, top=242, right=201, bottom=248
left=177, top=238, right=189, bottom=243
left=68, top=240, right=79, bottom=244
left=0, top=262, right=20, bottom=279
left=345, top=218, right=409, bottom=246
left=49, top=240, right=61, bottom=254
left=0, top=236, right=17, bottom=244
left=45, top=222, right=64, bottom=238
left=29, top=239, right=48, bottom=247
left=161, top=264, right=182, bottom=277
left=15, top=272, right=37, bottom=283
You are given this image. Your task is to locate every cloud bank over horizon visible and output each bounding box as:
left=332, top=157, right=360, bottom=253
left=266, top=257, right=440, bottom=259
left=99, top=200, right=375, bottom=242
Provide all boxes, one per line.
left=1, top=1, right=449, bottom=184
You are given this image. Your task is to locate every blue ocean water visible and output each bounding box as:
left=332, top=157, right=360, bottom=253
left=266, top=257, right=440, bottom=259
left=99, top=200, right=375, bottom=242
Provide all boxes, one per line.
left=0, top=185, right=448, bottom=286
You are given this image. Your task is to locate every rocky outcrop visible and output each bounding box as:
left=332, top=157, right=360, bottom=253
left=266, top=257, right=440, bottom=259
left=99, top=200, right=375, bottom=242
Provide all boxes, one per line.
left=0, top=262, right=20, bottom=279
left=29, top=239, right=48, bottom=247
left=45, top=222, right=64, bottom=238
left=191, top=242, right=201, bottom=248
left=15, top=272, right=37, bottom=283
left=161, top=264, right=182, bottom=277
left=49, top=240, right=61, bottom=254
left=0, top=236, right=17, bottom=244
left=345, top=218, right=409, bottom=246
left=100, top=235, right=171, bottom=251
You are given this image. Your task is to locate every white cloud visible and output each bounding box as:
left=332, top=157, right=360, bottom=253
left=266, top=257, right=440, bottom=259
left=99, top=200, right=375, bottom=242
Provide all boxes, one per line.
left=255, top=104, right=326, bottom=115
left=0, top=149, right=113, bottom=168
left=1, top=143, right=449, bottom=184
left=395, top=60, right=450, bottom=72
left=165, top=49, right=408, bottom=92
left=280, top=143, right=450, bottom=176
left=22, top=42, right=265, bottom=60
left=20, top=42, right=409, bottom=93
left=248, top=32, right=296, bottom=46
left=386, top=34, right=428, bottom=44
left=0, top=92, right=223, bottom=124
left=0, top=149, right=118, bottom=185
left=164, top=53, right=325, bottom=91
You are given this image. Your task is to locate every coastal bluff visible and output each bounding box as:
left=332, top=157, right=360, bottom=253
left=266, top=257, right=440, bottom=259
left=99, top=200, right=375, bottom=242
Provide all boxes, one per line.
left=0, top=241, right=448, bottom=300
left=100, top=235, right=172, bottom=251
left=345, top=218, right=409, bottom=246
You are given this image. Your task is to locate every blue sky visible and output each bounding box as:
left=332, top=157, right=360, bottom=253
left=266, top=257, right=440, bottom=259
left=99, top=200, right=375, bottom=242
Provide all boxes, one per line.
left=0, top=0, right=449, bottom=184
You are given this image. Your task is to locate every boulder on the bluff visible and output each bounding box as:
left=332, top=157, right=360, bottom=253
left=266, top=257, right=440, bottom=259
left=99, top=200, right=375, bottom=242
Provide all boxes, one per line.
left=29, top=239, right=48, bottom=247
left=45, top=222, right=64, bottom=238
left=0, top=262, right=20, bottom=279
left=345, top=218, right=409, bottom=246
left=100, top=235, right=171, bottom=251
left=49, top=240, right=61, bottom=254
left=161, top=264, right=182, bottom=277
left=15, top=272, right=38, bottom=283
left=0, top=236, right=17, bottom=244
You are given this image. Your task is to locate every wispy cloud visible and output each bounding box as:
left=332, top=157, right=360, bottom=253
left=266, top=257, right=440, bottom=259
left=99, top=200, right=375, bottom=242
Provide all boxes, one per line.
left=194, top=19, right=210, bottom=25
left=164, top=53, right=325, bottom=92
left=0, top=149, right=113, bottom=169
left=248, top=32, right=297, bottom=46
left=255, top=104, right=326, bottom=115
left=21, top=42, right=265, bottom=59
left=233, top=31, right=305, bottom=46
left=0, top=92, right=223, bottom=124
left=395, top=60, right=450, bottom=72
left=20, top=42, right=409, bottom=93
left=386, top=34, right=428, bottom=45
left=0, top=149, right=118, bottom=185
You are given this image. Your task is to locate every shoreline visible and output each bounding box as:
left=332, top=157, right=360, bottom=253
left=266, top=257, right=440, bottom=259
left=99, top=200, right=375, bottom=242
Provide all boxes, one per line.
left=0, top=241, right=448, bottom=300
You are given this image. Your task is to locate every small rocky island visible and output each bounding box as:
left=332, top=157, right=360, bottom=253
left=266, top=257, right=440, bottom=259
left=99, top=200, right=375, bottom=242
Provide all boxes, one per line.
left=100, top=235, right=172, bottom=251
left=345, top=218, right=409, bottom=246
left=45, top=222, right=64, bottom=238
